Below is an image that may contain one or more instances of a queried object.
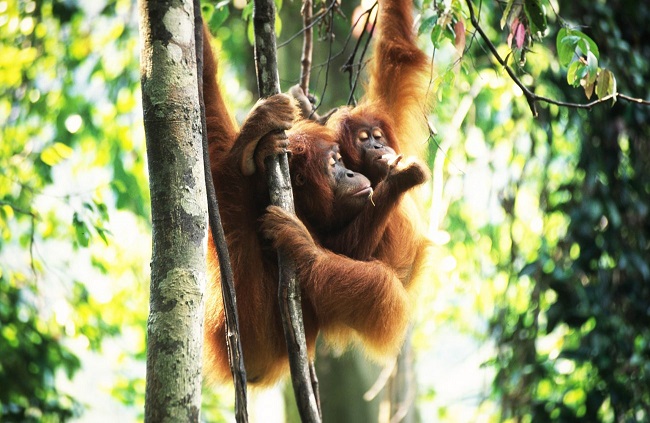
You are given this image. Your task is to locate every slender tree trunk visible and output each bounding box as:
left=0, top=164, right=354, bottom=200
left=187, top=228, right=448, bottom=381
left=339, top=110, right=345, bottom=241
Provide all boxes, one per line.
left=252, top=0, right=321, bottom=420
left=139, top=1, right=206, bottom=421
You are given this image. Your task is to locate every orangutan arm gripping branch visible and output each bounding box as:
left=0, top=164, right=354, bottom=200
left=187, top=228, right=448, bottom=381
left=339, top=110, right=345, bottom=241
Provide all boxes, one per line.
left=260, top=205, right=410, bottom=356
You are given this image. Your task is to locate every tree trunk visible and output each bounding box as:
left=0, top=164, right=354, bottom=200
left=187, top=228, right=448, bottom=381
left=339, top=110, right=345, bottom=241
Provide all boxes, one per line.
left=252, top=0, right=321, bottom=420
left=139, top=1, right=206, bottom=421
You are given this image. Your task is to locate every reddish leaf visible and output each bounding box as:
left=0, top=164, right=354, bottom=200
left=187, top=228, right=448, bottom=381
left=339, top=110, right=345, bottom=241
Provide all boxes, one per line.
left=514, top=21, right=526, bottom=49
left=507, top=17, right=519, bottom=48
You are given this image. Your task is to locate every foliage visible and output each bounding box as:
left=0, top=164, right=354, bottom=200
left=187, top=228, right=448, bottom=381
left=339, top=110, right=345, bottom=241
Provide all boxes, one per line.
left=204, top=0, right=649, bottom=420
left=2, top=0, right=649, bottom=420
left=0, top=0, right=149, bottom=419
left=0, top=276, right=82, bottom=421
left=413, top=0, right=650, bottom=421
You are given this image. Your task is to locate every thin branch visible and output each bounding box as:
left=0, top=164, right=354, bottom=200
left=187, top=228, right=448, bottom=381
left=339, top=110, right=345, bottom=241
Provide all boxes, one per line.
left=309, top=361, right=322, bottom=418
left=299, top=0, right=314, bottom=94
left=307, top=0, right=358, bottom=110
left=195, top=7, right=249, bottom=422
left=464, top=0, right=650, bottom=117
left=293, top=0, right=365, bottom=93
left=363, top=359, right=397, bottom=401
left=618, top=93, right=650, bottom=105
left=277, top=1, right=338, bottom=49
left=252, top=0, right=321, bottom=420
left=0, top=200, right=34, bottom=218
left=312, top=13, right=336, bottom=115
left=343, top=1, right=378, bottom=105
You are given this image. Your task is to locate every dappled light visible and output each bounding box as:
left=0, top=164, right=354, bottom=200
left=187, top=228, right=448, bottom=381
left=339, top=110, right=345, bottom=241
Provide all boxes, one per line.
left=1, top=0, right=649, bottom=421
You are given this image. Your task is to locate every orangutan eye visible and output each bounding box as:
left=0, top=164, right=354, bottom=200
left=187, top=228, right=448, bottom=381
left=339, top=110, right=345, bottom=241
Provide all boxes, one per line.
left=358, top=130, right=369, bottom=140
left=329, top=156, right=336, bottom=167
left=372, top=129, right=382, bottom=139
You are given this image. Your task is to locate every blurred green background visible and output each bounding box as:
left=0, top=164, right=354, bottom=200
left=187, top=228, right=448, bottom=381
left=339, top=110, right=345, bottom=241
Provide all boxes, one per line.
left=1, top=0, right=648, bottom=421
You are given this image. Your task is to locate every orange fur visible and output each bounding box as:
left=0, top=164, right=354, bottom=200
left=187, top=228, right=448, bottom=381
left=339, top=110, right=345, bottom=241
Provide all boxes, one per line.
left=202, top=25, right=411, bottom=386
left=366, top=0, right=432, bottom=159
left=324, top=0, right=433, bottom=290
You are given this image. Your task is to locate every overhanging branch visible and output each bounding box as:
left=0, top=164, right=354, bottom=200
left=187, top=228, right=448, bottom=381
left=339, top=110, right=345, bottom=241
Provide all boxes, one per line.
left=464, top=0, right=650, bottom=117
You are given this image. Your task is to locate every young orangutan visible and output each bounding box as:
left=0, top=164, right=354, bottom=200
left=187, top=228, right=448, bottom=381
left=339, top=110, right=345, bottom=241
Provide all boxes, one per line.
left=290, top=0, right=433, bottom=289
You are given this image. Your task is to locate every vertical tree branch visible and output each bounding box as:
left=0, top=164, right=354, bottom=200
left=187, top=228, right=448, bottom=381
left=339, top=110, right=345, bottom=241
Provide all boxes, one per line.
left=193, top=5, right=249, bottom=422
left=300, top=0, right=321, bottom=400
left=252, top=0, right=321, bottom=421
left=300, top=0, right=314, bottom=95
left=139, top=0, right=205, bottom=421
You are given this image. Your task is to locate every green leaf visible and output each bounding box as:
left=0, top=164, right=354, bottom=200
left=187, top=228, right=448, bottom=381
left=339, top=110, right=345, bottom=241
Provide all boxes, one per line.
left=419, top=15, right=438, bottom=36
left=275, top=12, right=282, bottom=36
left=247, top=17, right=255, bottom=46
left=73, top=213, right=90, bottom=247
left=586, top=51, right=598, bottom=84
left=524, top=0, right=547, bottom=36
left=500, top=0, right=517, bottom=29
left=430, top=24, right=444, bottom=47
left=573, top=30, right=600, bottom=59
left=595, top=69, right=617, bottom=100
left=241, top=1, right=253, bottom=21
left=95, top=226, right=111, bottom=245
left=557, top=28, right=600, bottom=67
left=579, top=32, right=599, bottom=59
left=1, top=204, right=15, bottom=221
left=201, top=2, right=215, bottom=22
left=111, top=180, right=127, bottom=194
left=567, top=61, right=581, bottom=86
left=94, top=200, right=110, bottom=222
left=209, top=2, right=230, bottom=29
left=557, top=30, right=579, bottom=66
left=40, top=142, right=73, bottom=166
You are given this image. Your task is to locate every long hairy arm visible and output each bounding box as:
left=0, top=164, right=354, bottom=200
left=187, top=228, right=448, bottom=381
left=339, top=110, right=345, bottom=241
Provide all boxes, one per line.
left=366, top=0, right=432, bottom=158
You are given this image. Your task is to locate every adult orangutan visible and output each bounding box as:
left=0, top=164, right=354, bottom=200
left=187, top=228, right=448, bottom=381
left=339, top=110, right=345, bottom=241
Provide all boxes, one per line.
left=201, top=20, right=427, bottom=385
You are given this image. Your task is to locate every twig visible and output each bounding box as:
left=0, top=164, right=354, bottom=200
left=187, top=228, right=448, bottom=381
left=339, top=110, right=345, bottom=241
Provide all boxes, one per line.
left=363, top=359, right=397, bottom=401
left=464, top=0, right=650, bottom=117
left=300, top=0, right=314, bottom=94
left=195, top=7, right=249, bottom=422
left=309, top=361, right=322, bottom=417
left=343, top=1, right=378, bottom=105
left=618, top=93, right=650, bottom=105
left=306, top=0, right=358, bottom=113
left=277, top=1, right=338, bottom=49
left=252, top=0, right=321, bottom=421
left=297, top=0, right=325, bottom=404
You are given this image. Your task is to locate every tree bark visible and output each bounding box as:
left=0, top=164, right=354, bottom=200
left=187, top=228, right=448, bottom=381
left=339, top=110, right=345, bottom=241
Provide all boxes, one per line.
left=299, top=0, right=313, bottom=95
left=139, top=1, right=206, bottom=421
left=252, top=0, right=321, bottom=420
